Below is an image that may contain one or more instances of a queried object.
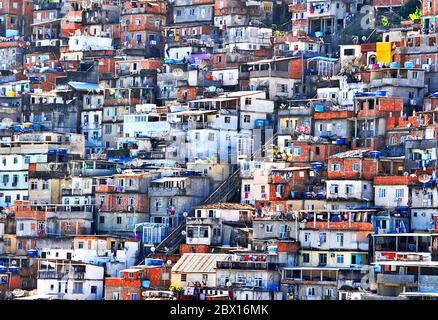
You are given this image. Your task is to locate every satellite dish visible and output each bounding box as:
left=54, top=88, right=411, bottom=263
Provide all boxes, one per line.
left=172, top=68, right=184, bottom=78
left=2, top=118, right=13, bottom=126
left=181, top=230, right=187, bottom=236
left=150, top=246, right=156, bottom=252
left=182, top=211, right=188, bottom=217
left=418, top=174, right=431, bottom=183
left=403, top=172, right=409, bottom=176
left=166, top=260, right=172, bottom=265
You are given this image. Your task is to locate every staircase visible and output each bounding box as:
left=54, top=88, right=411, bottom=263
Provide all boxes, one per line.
left=149, top=133, right=278, bottom=255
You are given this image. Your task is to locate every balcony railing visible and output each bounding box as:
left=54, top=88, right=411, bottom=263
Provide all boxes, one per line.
left=216, top=261, right=277, bottom=270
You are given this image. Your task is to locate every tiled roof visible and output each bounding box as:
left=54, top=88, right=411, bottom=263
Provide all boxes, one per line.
left=171, top=253, right=228, bottom=273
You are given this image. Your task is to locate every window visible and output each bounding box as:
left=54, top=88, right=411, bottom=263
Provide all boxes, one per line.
left=319, top=253, right=327, bottom=266
left=65, top=223, right=71, bottom=232
left=91, top=286, right=97, bottom=294
left=345, top=184, right=353, bottom=195
left=319, top=233, right=327, bottom=243
left=99, top=216, right=105, bottom=224
left=336, top=233, right=344, bottom=246
left=244, top=184, right=251, bottom=192
left=117, top=216, right=122, bottom=224
left=224, top=116, right=231, bottom=124
left=181, top=274, right=187, bottom=282
left=325, top=288, right=334, bottom=298
left=42, top=181, right=49, bottom=190
left=243, top=115, right=251, bottom=123
left=352, top=163, right=359, bottom=171
left=395, top=188, right=404, bottom=198
left=117, top=196, right=122, bottom=205
left=330, top=184, right=339, bottom=195
left=294, top=147, right=301, bottom=155
left=304, top=233, right=311, bottom=242
left=379, top=188, right=387, bottom=198
left=330, top=162, right=341, bottom=172
left=31, top=181, right=38, bottom=190
left=337, top=254, right=344, bottom=264
left=303, top=253, right=310, bottom=263
left=307, top=287, right=315, bottom=296
left=73, top=282, right=83, bottom=294
left=78, top=241, right=84, bottom=249
left=208, top=132, right=215, bottom=141
left=265, top=224, right=273, bottom=233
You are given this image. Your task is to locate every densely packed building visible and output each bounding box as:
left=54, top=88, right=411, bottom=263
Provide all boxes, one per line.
left=0, top=0, right=437, bottom=301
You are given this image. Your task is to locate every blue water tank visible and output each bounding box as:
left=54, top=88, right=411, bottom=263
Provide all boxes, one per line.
left=314, top=104, right=324, bottom=112
left=390, top=62, right=400, bottom=68
left=336, top=138, right=346, bottom=145
left=0, top=266, right=7, bottom=273
left=304, top=192, right=313, bottom=199
left=290, top=191, right=296, bottom=199
left=404, top=61, right=414, bottom=69
left=370, top=151, right=381, bottom=158
left=27, top=249, right=38, bottom=258
left=316, top=193, right=325, bottom=199
left=376, top=90, right=387, bottom=97
left=311, top=162, right=324, bottom=171
left=315, top=31, right=324, bottom=37
left=145, top=258, right=163, bottom=266
left=9, top=267, right=19, bottom=274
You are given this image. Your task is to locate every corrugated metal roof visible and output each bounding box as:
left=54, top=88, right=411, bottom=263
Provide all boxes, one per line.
left=172, top=253, right=228, bottom=273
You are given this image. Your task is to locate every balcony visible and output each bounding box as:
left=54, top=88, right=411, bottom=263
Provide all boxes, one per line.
left=38, top=271, right=66, bottom=280
left=216, top=261, right=278, bottom=270
left=148, top=187, right=187, bottom=196
left=376, top=273, right=417, bottom=285
left=61, top=189, right=85, bottom=196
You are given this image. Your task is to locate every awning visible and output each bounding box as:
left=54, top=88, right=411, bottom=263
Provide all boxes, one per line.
left=68, top=81, right=102, bottom=92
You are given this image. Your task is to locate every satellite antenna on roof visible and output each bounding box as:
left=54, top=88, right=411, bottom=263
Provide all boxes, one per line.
left=2, top=118, right=13, bottom=126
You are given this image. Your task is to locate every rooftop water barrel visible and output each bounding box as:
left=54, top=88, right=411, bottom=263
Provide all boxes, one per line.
left=311, top=162, right=324, bottom=171
left=9, top=267, right=19, bottom=274
left=314, top=104, right=324, bottom=112
left=316, top=193, right=325, bottom=199
left=370, top=151, right=381, bottom=158
left=376, top=90, right=387, bottom=97
left=315, top=31, right=324, bottom=37
left=0, top=266, right=7, bottom=273
left=336, top=138, right=346, bottom=145
left=267, top=246, right=277, bottom=254
left=304, top=192, right=312, bottom=199
left=404, top=61, right=414, bottom=69
left=27, top=249, right=38, bottom=258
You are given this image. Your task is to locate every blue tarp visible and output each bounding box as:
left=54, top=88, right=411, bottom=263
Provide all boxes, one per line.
left=68, top=81, right=101, bottom=92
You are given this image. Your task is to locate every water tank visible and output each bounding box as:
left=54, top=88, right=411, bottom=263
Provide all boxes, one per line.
left=311, top=162, right=324, bottom=171
left=390, top=62, right=400, bottom=68
left=376, top=90, right=387, bottom=97
left=314, top=104, right=324, bottom=112
left=404, top=61, right=414, bottom=69
left=369, top=151, right=381, bottom=158
left=27, top=249, right=38, bottom=258
left=335, top=138, right=346, bottom=145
